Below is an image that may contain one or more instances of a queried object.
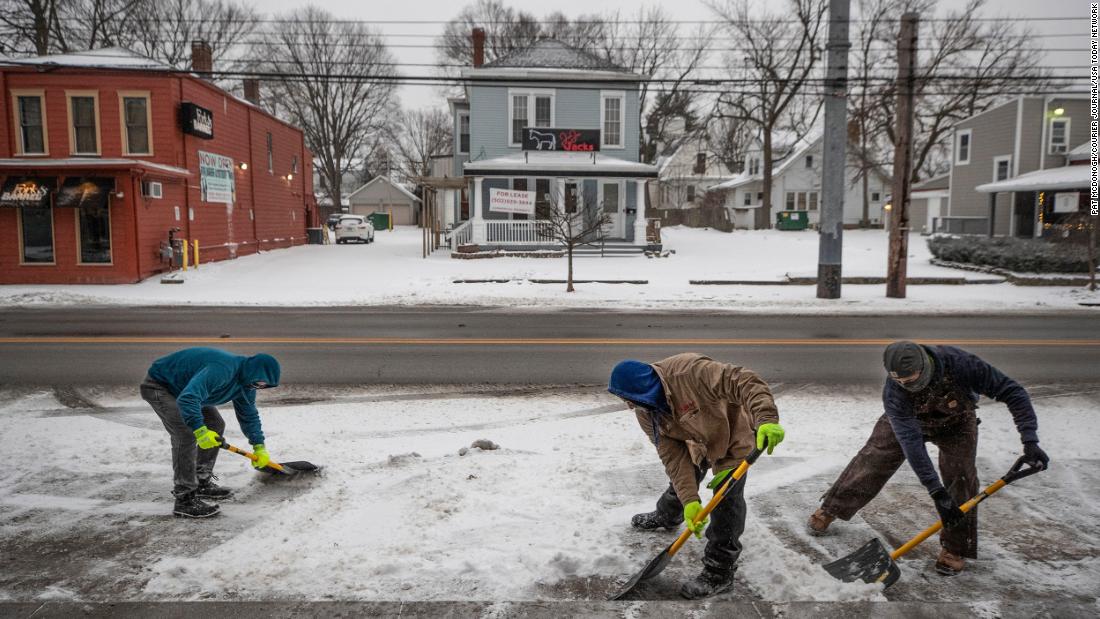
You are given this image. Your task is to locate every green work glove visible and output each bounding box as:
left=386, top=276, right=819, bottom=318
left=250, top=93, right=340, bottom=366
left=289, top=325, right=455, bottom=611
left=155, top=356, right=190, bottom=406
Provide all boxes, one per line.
left=251, top=444, right=270, bottom=470
left=707, top=468, right=733, bottom=490
left=192, top=425, right=221, bottom=450
left=683, top=500, right=708, bottom=538
left=756, top=423, right=785, bottom=455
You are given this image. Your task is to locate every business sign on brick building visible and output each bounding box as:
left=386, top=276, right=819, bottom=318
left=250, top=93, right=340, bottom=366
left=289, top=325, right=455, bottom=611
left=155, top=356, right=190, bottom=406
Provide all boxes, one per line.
left=181, top=102, right=214, bottom=139
left=522, top=127, right=600, bottom=152
left=198, top=151, right=235, bottom=204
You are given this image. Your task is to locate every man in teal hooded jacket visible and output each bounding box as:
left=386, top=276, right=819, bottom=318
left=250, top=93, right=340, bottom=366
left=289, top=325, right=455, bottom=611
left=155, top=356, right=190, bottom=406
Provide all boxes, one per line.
left=140, top=347, right=280, bottom=518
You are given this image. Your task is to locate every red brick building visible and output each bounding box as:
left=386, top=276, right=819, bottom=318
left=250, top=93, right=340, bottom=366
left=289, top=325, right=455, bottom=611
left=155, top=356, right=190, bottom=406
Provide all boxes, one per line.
left=0, top=45, right=317, bottom=284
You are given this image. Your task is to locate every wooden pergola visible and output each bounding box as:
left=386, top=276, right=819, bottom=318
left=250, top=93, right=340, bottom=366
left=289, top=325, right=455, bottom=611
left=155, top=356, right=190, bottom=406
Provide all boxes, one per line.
left=413, top=175, right=468, bottom=258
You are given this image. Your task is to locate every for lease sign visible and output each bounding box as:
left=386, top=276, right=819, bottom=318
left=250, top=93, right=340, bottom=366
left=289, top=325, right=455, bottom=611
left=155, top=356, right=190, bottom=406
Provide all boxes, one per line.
left=488, top=187, right=536, bottom=215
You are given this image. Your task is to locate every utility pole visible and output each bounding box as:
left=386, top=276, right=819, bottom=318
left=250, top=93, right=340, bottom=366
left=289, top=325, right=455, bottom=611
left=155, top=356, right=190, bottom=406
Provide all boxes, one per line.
left=816, top=0, right=851, bottom=299
left=886, top=13, right=919, bottom=298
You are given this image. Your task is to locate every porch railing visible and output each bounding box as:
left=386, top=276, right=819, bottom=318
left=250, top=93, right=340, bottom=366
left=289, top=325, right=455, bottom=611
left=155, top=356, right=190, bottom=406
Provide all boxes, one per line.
left=450, top=220, right=473, bottom=250
left=485, top=220, right=556, bottom=245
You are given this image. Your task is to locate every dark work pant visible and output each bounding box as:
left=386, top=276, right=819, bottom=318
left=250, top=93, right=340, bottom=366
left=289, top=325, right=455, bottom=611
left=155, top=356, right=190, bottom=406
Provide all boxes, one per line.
left=653, top=463, right=748, bottom=574
left=140, top=376, right=226, bottom=497
left=820, top=414, right=979, bottom=558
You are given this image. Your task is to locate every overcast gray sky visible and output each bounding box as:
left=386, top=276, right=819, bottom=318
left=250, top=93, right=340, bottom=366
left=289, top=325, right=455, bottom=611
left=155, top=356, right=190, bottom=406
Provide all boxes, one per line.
left=252, top=0, right=1090, bottom=110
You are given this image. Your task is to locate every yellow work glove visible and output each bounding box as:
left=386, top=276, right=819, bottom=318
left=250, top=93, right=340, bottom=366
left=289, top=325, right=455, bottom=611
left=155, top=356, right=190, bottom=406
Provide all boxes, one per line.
left=251, top=444, right=270, bottom=470
left=192, top=425, right=221, bottom=450
left=756, top=423, right=785, bottom=455
left=683, top=500, right=708, bottom=538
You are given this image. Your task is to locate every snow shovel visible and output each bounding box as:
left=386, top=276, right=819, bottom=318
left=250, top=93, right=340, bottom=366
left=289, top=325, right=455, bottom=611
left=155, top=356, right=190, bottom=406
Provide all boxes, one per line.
left=219, top=441, right=322, bottom=476
left=823, top=455, right=1044, bottom=588
left=609, top=444, right=766, bottom=600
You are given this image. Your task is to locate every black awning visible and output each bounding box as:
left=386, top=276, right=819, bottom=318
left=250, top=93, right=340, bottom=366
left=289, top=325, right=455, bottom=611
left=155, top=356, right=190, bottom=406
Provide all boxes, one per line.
left=55, top=176, right=114, bottom=209
left=0, top=176, right=56, bottom=208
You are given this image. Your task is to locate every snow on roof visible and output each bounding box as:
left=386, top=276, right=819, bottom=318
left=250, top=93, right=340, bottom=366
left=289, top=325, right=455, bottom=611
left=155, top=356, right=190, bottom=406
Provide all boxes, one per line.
left=913, top=173, right=950, bottom=191
left=463, top=152, right=657, bottom=176
left=0, top=47, right=172, bottom=71
left=708, top=171, right=760, bottom=191
left=346, top=176, right=421, bottom=203
left=977, top=165, right=1089, bottom=193
left=1068, top=142, right=1091, bottom=161
left=0, top=157, right=189, bottom=177
left=483, top=39, right=631, bottom=73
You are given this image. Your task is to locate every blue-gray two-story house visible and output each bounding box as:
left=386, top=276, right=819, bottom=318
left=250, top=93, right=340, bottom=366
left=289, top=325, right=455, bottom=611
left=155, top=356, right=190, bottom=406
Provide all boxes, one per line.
left=446, top=37, right=658, bottom=251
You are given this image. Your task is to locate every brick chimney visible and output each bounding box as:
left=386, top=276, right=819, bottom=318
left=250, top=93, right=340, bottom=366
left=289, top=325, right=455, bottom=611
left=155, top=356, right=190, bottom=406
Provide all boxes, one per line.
left=191, top=40, right=213, bottom=74
left=243, top=79, right=261, bottom=105
left=472, top=28, right=485, bottom=68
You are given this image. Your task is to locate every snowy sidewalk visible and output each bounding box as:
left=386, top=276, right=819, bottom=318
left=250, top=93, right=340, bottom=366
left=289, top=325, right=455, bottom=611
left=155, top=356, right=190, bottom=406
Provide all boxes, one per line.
left=1, top=227, right=1097, bottom=313
left=1, top=383, right=1097, bottom=607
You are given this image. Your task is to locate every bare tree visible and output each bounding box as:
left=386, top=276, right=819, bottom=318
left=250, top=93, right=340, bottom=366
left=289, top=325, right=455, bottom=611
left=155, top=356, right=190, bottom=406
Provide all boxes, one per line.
left=392, top=108, right=454, bottom=184
left=708, top=0, right=829, bottom=228
left=0, top=0, right=64, bottom=55
left=260, top=6, right=398, bottom=215
left=128, top=0, right=258, bottom=69
left=540, top=185, right=611, bottom=292
left=51, top=0, right=144, bottom=52
left=706, top=115, right=754, bottom=174
left=438, top=0, right=605, bottom=70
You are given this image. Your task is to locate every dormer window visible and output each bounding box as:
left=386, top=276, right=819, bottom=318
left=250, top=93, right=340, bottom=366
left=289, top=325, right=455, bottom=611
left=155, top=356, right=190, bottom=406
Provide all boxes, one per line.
left=509, top=89, right=554, bottom=147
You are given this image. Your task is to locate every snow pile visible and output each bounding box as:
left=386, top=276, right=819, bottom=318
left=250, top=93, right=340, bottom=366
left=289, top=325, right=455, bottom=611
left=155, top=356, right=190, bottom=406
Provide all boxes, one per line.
left=1, top=227, right=1096, bottom=312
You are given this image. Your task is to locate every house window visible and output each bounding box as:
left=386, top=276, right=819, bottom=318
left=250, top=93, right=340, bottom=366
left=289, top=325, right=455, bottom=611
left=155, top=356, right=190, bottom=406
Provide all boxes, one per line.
left=871, top=191, right=881, bottom=202
left=601, top=91, right=624, bottom=149
left=805, top=155, right=813, bottom=168
left=695, top=153, right=707, bottom=174
left=508, top=90, right=554, bottom=147
left=120, top=93, right=151, bottom=155
left=535, top=178, right=551, bottom=218
left=458, top=112, right=470, bottom=154
left=797, top=192, right=807, bottom=210
left=955, top=129, right=971, bottom=165
left=20, top=206, right=54, bottom=264
left=993, top=155, right=1012, bottom=182
left=756, top=192, right=763, bottom=203
left=785, top=191, right=817, bottom=210
left=14, top=92, right=46, bottom=155
left=78, top=201, right=111, bottom=264
left=808, top=192, right=819, bottom=211
left=266, top=132, right=273, bottom=172
left=785, top=192, right=795, bottom=210
left=68, top=93, right=99, bottom=155
left=1049, top=118, right=1069, bottom=154
left=686, top=185, right=695, bottom=202
left=291, top=154, right=299, bottom=174
left=743, top=191, right=752, bottom=206
left=749, top=158, right=760, bottom=175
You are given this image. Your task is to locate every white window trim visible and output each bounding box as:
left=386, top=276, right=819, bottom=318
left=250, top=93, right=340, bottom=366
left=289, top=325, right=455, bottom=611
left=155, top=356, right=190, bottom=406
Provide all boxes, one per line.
left=507, top=88, right=555, bottom=148
left=66, top=90, right=101, bottom=156
left=954, top=128, right=972, bottom=166
left=600, top=90, right=626, bottom=150
left=1048, top=117, right=1070, bottom=154
left=992, top=154, right=1013, bottom=182
left=458, top=111, right=470, bottom=154
left=11, top=89, right=48, bottom=156
left=118, top=90, right=153, bottom=156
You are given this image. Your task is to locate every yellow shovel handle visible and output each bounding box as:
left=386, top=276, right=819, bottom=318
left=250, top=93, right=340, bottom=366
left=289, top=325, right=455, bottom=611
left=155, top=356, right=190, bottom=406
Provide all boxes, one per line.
left=890, top=478, right=1006, bottom=560
left=221, top=442, right=287, bottom=473
left=667, top=457, right=755, bottom=557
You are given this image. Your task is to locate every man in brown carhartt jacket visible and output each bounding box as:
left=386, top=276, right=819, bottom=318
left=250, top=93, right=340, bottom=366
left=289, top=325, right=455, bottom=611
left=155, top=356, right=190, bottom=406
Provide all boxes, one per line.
left=608, top=353, right=785, bottom=599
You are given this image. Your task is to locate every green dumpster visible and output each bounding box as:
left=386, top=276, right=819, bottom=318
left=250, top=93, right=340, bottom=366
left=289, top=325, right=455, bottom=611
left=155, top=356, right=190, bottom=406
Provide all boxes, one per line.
left=776, top=210, right=810, bottom=230
left=368, top=212, right=391, bottom=231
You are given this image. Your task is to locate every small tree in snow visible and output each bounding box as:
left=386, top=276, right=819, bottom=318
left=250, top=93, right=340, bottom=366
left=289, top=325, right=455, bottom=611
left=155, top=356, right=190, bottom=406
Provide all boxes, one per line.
left=539, top=185, right=610, bottom=293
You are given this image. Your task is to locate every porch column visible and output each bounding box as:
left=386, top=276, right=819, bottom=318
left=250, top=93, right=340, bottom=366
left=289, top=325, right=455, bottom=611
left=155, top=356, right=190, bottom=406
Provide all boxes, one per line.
left=987, top=192, right=997, bottom=238
left=472, top=177, right=486, bottom=243
left=556, top=178, right=566, bottom=213
left=633, top=179, right=648, bottom=246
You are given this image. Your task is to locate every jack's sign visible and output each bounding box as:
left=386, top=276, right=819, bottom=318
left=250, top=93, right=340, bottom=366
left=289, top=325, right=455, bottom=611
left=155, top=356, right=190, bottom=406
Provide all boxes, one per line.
left=522, top=127, right=600, bottom=152
left=181, top=102, right=214, bottom=139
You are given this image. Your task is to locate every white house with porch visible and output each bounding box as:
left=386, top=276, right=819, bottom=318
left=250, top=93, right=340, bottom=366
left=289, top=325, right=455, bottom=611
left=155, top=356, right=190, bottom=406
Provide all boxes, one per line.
left=446, top=34, right=659, bottom=252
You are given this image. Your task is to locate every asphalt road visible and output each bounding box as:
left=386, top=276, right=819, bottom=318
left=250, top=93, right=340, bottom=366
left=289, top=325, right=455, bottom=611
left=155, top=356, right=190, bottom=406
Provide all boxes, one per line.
left=1, top=307, right=1096, bottom=386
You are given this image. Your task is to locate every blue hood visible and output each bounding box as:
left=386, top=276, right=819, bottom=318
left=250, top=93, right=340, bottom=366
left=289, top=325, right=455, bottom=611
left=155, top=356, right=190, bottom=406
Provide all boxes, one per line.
left=608, top=360, right=670, bottom=413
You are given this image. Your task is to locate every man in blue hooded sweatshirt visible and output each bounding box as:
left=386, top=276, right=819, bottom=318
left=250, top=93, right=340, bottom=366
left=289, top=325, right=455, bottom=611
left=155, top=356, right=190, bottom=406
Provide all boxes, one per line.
left=609, top=353, right=786, bottom=599
left=140, top=347, right=281, bottom=518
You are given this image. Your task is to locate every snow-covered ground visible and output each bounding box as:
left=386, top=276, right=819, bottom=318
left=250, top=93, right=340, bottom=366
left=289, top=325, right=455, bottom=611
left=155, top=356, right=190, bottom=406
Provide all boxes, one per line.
left=1, top=227, right=1097, bottom=313
left=1, top=382, right=1097, bottom=605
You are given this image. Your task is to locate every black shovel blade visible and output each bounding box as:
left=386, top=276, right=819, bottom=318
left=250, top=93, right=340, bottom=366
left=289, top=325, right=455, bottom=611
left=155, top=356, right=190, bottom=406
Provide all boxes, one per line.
left=823, top=538, right=901, bottom=588
left=258, top=460, right=322, bottom=476
left=607, top=541, right=675, bottom=600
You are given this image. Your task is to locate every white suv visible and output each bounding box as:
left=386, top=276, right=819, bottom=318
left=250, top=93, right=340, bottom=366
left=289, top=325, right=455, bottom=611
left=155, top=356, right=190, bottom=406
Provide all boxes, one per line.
left=335, top=215, right=375, bottom=244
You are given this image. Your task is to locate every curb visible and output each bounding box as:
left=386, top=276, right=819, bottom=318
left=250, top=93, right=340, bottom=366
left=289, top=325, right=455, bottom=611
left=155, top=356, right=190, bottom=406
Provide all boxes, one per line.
left=453, top=279, right=649, bottom=285
left=690, top=276, right=1003, bottom=286
left=929, top=259, right=1096, bottom=286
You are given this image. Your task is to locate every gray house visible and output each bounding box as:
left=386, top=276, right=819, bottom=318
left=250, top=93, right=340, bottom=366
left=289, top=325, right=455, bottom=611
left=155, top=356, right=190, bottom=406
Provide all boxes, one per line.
left=945, top=93, right=1089, bottom=237
left=447, top=36, right=658, bottom=250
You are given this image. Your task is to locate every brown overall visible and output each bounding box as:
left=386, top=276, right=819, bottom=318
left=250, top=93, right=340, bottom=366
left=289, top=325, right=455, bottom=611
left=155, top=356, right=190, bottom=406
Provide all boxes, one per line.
left=820, top=374, right=980, bottom=558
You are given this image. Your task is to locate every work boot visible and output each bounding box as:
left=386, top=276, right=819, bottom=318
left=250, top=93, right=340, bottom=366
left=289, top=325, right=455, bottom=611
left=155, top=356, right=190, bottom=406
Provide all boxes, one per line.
left=173, top=492, right=220, bottom=519
left=807, top=507, right=836, bottom=536
left=679, top=567, right=735, bottom=599
left=196, top=476, right=233, bottom=501
left=631, top=510, right=682, bottom=531
left=935, top=549, right=966, bottom=575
